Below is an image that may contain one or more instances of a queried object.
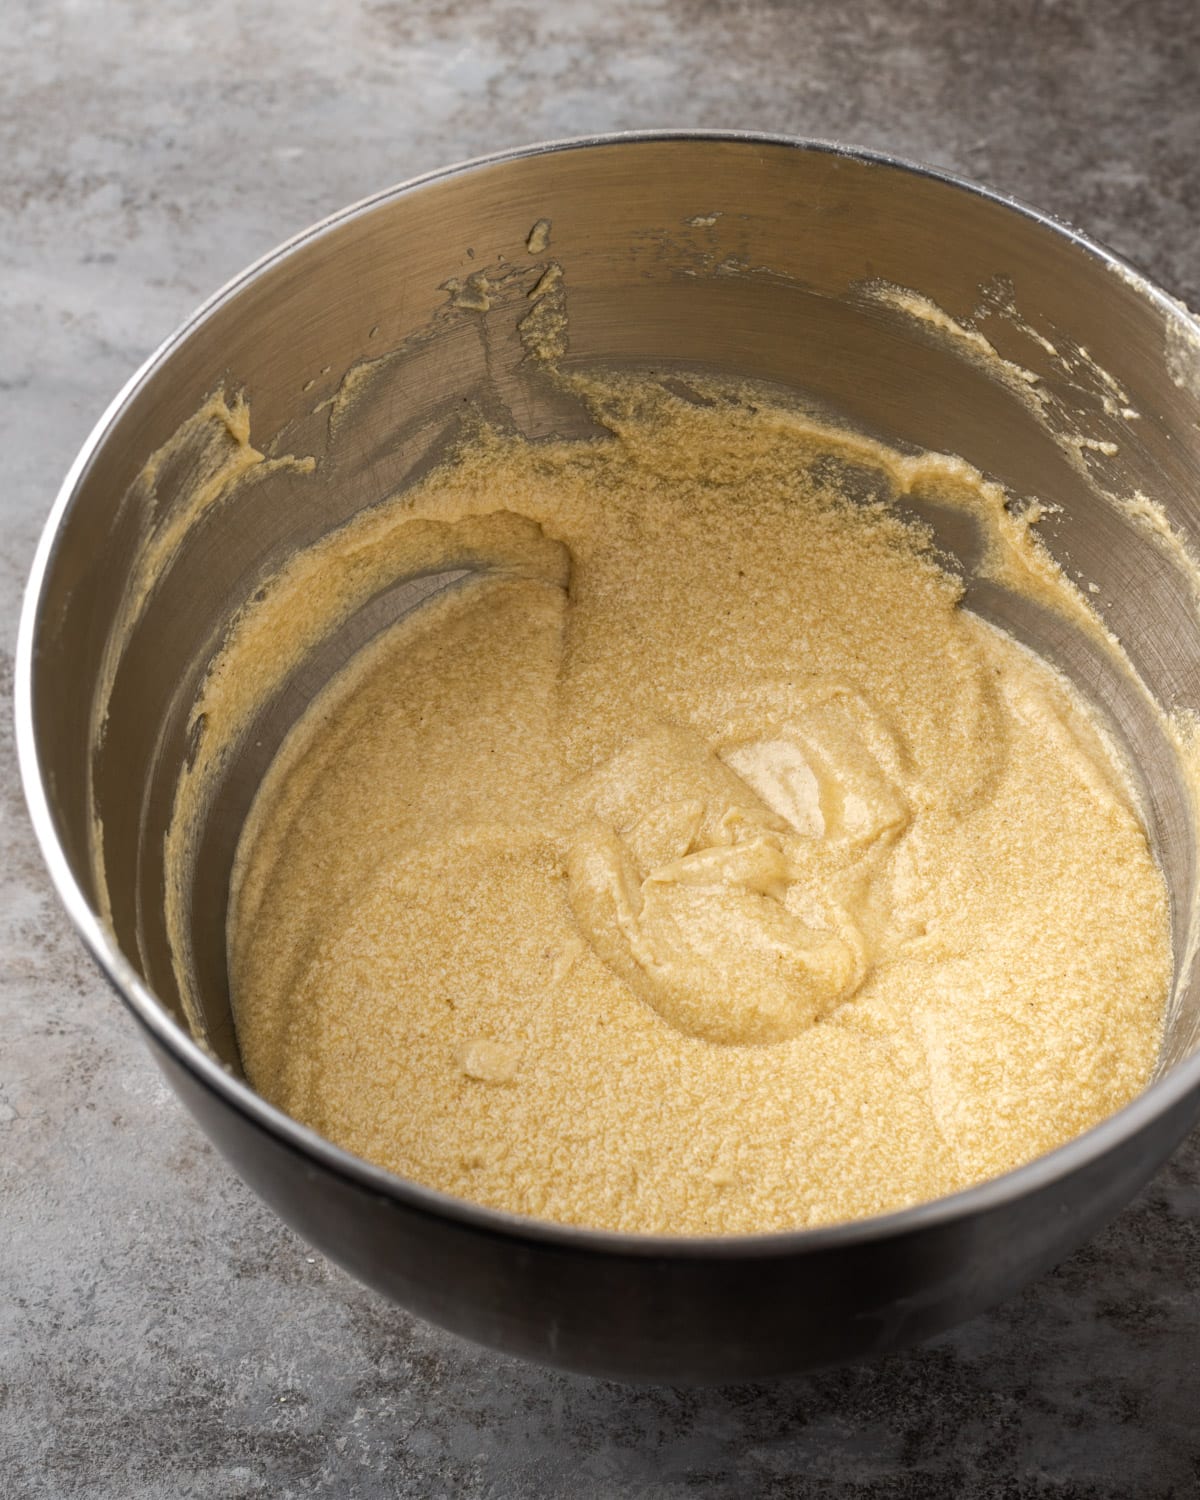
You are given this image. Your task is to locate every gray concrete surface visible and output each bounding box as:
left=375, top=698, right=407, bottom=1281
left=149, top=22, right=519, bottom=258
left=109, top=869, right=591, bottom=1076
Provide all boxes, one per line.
left=4, top=1, right=1200, bottom=1495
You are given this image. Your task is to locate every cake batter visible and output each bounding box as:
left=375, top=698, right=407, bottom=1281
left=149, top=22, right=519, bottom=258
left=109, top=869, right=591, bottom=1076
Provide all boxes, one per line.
left=227, top=375, right=1169, bottom=1234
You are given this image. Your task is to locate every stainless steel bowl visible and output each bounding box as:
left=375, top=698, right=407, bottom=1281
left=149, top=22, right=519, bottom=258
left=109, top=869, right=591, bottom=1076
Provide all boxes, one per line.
left=17, top=133, right=1200, bottom=1382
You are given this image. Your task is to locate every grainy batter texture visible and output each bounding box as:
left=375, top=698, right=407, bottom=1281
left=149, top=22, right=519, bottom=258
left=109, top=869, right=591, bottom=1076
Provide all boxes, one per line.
left=228, top=378, right=1169, bottom=1235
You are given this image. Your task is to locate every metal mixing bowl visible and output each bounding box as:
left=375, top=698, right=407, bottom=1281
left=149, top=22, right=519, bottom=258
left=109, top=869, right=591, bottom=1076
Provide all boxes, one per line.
left=17, top=133, right=1200, bottom=1382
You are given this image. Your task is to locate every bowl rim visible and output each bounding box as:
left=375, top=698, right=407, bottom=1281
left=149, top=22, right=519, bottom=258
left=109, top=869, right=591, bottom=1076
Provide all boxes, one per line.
left=16, top=128, right=1200, bottom=1259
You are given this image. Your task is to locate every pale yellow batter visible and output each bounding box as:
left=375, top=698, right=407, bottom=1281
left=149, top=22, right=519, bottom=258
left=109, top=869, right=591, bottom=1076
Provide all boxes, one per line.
left=227, top=375, right=1169, bottom=1235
